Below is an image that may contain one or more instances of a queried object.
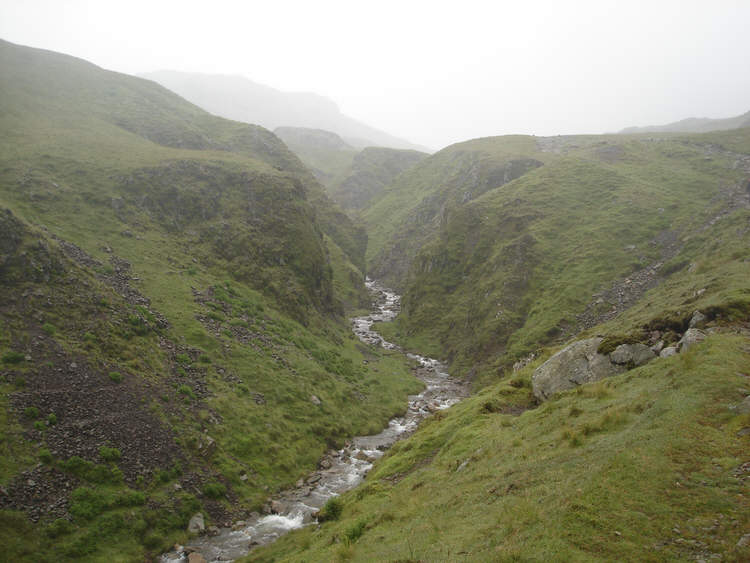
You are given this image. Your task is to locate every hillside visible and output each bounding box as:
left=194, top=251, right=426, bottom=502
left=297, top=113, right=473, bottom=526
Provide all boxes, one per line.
left=0, top=39, right=421, bottom=561
left=138, top=70, right=429, bottom=152
left=620, top=109, right=750, bottom=134
left=244, top=129, right=750, bottom=561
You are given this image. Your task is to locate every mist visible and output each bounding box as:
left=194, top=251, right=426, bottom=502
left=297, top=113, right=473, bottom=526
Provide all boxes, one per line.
left=2, top=0, right=749, bottom=150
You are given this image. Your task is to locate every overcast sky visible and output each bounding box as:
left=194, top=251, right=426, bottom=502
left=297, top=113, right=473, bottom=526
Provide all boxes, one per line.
left=1, top=0, right=749, bottom=150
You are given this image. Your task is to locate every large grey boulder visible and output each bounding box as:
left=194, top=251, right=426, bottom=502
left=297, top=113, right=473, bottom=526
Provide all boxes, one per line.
left=679, top=328, right=706, bottom=352
left=532, top=338, right=623, bottom=401
left=187, top=512, right=205, bottom=534
left=659, top=346, right=678, bottom=358
left=609, top=343, right=656, bottom=366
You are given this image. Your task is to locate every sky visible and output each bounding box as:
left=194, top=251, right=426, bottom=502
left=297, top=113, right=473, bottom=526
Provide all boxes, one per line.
left=1, top=0, right=749, bottom=150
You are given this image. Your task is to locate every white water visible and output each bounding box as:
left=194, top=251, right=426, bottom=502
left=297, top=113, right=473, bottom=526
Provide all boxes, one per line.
left=162, top=279, right=467, bottom=562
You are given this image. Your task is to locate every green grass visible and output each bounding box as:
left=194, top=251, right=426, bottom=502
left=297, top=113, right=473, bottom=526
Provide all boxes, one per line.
left=245, top=333, right=750, bottom=562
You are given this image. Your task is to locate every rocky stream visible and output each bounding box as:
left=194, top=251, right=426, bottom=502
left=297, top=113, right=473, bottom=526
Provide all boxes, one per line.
left=163, top=279, right=468, bottom=562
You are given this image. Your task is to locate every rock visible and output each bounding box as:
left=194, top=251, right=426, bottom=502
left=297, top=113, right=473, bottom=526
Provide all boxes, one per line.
left=187, top=512, right=205, bottom=534
left=688, top=310, right=707, bottom=329
left=296, top=478, right=304, bottom=487
left=678, top=328, right=706, bottom=352
left=660, top=346, right=678, bottom=358
left=310, top=394, right=321, bottom=405
left=270, top=500, right=283, bottom=514
left=609, top=343, right=656, bottom=367
left=319, top=458, right=332, bottom=470
left=651, top=341, right=664, bottom=354
left=532, top=338, right=623, bottom=401
left=239, top=472, right=248, bottom=482
left=198, top=436, right=216, bottom=458
left=737, top=533, right=750, bottom=548
left=737, top=396, right=750, bottom=415
left=207, top=525, right=220, bottom=537
left=188, top=553, right=207, bottom=563
left=232, top=521, right=246, bottom=531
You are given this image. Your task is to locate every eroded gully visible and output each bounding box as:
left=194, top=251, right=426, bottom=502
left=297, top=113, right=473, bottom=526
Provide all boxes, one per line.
left=163, top=279, right=468, bottom=562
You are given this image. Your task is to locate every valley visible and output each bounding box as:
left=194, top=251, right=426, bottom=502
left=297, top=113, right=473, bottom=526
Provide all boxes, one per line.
left=0, top=36, right=748, bottom=563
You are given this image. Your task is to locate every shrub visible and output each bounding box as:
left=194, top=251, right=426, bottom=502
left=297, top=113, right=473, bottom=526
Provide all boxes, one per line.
left=42, top=323, right=56, bottom=336
left=318, top=496, right=343, bottom=521
left=99, top=445, right=121, bottom=462
left=45, top=518, right=74, bottom=538
left=47, top=413, right=57, bottom=425
left=198, top=354, right=211, bottom=364
left=23, top=406, right=40, bottom=419
left=34, top=421, right=45, bottom=431
left=177, top=385, right=195, bottom=399
left=175, top=353, right=190, bottom=365
left=344, top=519, right=367, bottom=543
left=202, top=481, right=226, bottom=499
left=108, top=371, right=123, bottom=383
left=2, top=351, right=25, bottom=364
left=39, top=448, right=53, bottom=464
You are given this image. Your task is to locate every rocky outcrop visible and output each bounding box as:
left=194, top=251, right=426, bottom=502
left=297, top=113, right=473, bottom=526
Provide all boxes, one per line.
left=188, top=513, right=205, bottom=534
left=532, top=338, right=624, bottom=401
left=609, top=343, right=656, bottom=366
left=678, top=328, right=706, bottom=351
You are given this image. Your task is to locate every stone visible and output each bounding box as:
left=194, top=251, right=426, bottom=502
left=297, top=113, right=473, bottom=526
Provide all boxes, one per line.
left=660, top=346, right=678, bottom=358
left=678, top=328, right=706, bottom=352
left=532, top=338, right=623, bottom=401
left=232, top=521, right=246, bottom=531
left=689, top=310, right=707, bottom=329
left=207, top=525, right=220, bottom=537
left=270, top=500, right=283, bottom=514
left=651, top=341, right=664, bottom=354
left=187, top=512, right=205, bottom=534
left=198, top=436, right=216, bottom=458
left=310, top=394, right=321, bottom=405
left=609, top=343, right=656, bottom=367
left=736, top=396, right=750, bottom=415
left=188, top=553, right=207, bottom=563
left=737, top=533, right=750, bottom=548
left=319, top=458, right=332, bottom=470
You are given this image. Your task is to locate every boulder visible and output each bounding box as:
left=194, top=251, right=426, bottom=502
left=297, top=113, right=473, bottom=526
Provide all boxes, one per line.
left=651, top=341, right=664, bottom=354
left=688, top=310, right=707, bottom=329
left=187, top=512, right=205, bottom=534
left=188, top=553, right=207, bottom=563
left=207, top=525, right=220, bottom=537
left=659, top=346, right=678, bottom=358
left=609, top=343, right=656, bottom=367
left=678, top=328, right=706, bottom=352
left=310, top=394, right=321, bottom=405
left=532, top=338, right=623, bottom=401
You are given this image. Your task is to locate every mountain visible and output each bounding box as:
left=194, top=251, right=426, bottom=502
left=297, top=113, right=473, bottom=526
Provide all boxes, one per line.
left=620, top=109, right=750, bottom=134
left=274, top=127, right=429, bottom=211
left=139, top=70, right=429, bottom=152
left=247, top=129, right=750, bottom=561
left=0, top=38, right=421, bottom=560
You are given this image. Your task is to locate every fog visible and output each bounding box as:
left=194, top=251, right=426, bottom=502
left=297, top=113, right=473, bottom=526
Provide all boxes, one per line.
left=2, top=0, right=749, bottom=150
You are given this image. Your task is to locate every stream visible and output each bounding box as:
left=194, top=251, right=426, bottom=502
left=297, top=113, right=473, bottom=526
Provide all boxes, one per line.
left=163, top=279, right=468, bottom=562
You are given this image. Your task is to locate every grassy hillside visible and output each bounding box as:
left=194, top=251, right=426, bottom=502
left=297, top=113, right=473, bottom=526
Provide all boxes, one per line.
left=0, top=39, right=422, bottom=561
left=243, top=129, right=750, bottom=562
left=363, top=131, right=750, bottom=380
left=620, top=109, right=750, bottom=134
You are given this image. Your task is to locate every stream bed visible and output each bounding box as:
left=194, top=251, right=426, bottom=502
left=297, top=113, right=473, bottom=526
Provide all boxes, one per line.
left=163, top=279, right=468, bottom=562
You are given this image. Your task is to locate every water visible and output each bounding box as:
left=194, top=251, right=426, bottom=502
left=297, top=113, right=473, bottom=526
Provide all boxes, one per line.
left=162, top=279, right=468, bottom=562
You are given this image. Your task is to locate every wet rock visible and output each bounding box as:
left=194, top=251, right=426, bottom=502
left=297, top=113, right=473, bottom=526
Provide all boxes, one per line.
left=188, top=512, right=205, bottom=534
left=232, top=521, right=246, bottom=531
left=532, top=337, right=623, bottom=401
left=679, top=328, right=706, bottom=352
left=319, top=458, right=332, bottom=470
left=660, top=346, right=678, bottom=358
left=270, top=500, right=283, bottom=514
left=609, top=343, right=655, bottom=367
left=689, top=310, right=707, bottom=329
left=188, top=553, right=207, bottom=563
left=207, top=525, right=220, bottom=537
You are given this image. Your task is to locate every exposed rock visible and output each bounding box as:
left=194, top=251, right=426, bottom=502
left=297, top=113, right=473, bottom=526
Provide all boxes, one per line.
left=737, top=396, right=750, bottom=415
left=207, top=525, right=220, bottom=537
left=532, top=338, right=623, bottom=401
left=609, top=343, right=656, bottom=366
left=198, top=435, right=216, bottom=458
left=660, top=346, right=678, bottom=358
left=319, top=458, right=332, bottom=470
left=310, top=394, right=321, bottom=405
left=651, top=341, right=665, bottom=354
left=188, top=553, right=207, bottom=563
left=188, top=512, right=205, bottom=534
left=689, top=310, right=707, bottom=329
left=679, top=328, right=706, bottom=352
left=737, top=533, right=750, bottom=548
left=270, top=500, right=283, bottom=514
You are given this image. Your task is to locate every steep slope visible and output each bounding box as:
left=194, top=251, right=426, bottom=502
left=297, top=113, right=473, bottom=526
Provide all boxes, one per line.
left=243, top=131, right=750, bottom=563
left=139, top=70, right=428, bottom=151
left=0, top=39, right=421, bottom=561
left=274, top=127, right=358, bottom=190
left=620, top=109, right=750, bottom=134
left=330, top=146, right=429, bottom=211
